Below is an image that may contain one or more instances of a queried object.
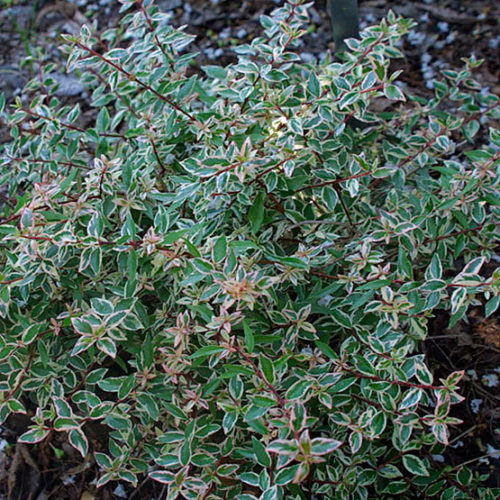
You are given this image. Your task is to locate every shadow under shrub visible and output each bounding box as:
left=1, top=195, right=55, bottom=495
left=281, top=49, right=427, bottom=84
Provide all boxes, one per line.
left=0, top=0, right=499, bottom=498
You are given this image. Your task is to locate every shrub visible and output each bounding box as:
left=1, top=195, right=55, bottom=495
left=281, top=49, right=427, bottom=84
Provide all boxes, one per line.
left=0, top=0, right=499, bottom=498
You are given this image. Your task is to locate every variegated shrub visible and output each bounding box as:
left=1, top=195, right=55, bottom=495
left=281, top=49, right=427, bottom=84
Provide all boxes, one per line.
left=0, top=0, right=499, bottom=498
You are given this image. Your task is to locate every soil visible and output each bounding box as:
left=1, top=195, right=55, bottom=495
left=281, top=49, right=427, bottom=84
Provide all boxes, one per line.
left=0, top=0, right=499, bottom=498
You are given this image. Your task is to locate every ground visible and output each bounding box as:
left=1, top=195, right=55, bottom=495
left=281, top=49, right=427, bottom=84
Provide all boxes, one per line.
left=0, top=0, right=499, bottom=498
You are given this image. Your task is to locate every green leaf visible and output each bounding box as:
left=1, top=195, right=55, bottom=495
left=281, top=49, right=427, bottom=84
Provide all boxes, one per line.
left=286, top=379, right=314, bottom=400
left=384, top=84, right=406, bottom=101
left=427, top=254, right=443, bottom=280
left=97, top=338, right=117, bottom=358
left=163, top=229, right=189, bottom=244
left=22, top=324, right=43, bottom=345
left=190, top=345, right=226, bottom=359
left=485, top=295, right=500, bottom=318
left=398, top=388, right=423, bottom=410
left=6, top=399, right=26, bottom=414
left=179, top=439, right=191, bottom=465
left=69, top=428, right=88, bottom=457
left=213, top=235, right=227, bottom=263
left=223, top=411, right=238, bottom=434
left=202, top=65, right=228, bottom=80
left=96, top=106, right=110, bottom=132
left=331, top=310, right=352, bottom=328
left=252, top=436, right=271, bottom=467
left=310, top=438, right=343, bottom=455
left=460, top=256, right=485, bottom=275
left=267, top=440, right=299, bottom=455
left=240, top=472, right=260, bottom=486
left=315, top=341, right=339, bottom=360
left=54, top=417, right=80, bottom=431
left=242, top=320, right=255, bottom=353
left=91, top=298, right=114, bottom=315
left=274, top=464, right=300, bottom=485
left=149, top=471, right=175, bottom=484
left=118, top=374, right=135, bottom=400
left=248, top=192, right=265, bottom=233
left=259, top=354, right=275, bottom=384
left=402, top=454, right=429, bottom=476
left=18, top=428, right=49, bottom=444
left=357, top=279, right=392, bottom=291
left=307, top=72, right=321, bottom=98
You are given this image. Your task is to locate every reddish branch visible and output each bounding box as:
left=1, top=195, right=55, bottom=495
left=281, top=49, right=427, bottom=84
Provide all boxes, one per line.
left=73, top=40, right=196, bottom=123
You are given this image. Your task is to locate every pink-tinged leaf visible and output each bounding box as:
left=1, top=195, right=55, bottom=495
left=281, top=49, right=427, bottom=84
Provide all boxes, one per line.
left=398, top=388, right=423, bottom=410
left=460, top=256, right=485, bottom=276
left=54, top=417, right=80, bottom=431
left=71, top=337, right=95, bottom=357
left=6, top=399, right=26, bottom=414
left=293, top=462, right=310, bottom=484
left=149, top=471, right=176, bottom=484
left=18, top=427, right=49, bottom=444
left=97, top=338, right=117, bottom=358
left=402, top=454, right=429, bottom=476
left=69, top=428, right=88, bottom=457
left=310, top=438, right=343, bottom=456
left=94, top=452, right=112, bottom=469
left=431, top=424, right=449, bottom=445
left=216, top=464, right=239, bottom=477
left=349, top=431, right=363, bottom=454
left=266, top=439, right=299, bottom=455
left=53, top=398, right=73, bottom=418
left=274, top=464, right=300, bottom=485
left=443, top=370, right=465, bottom=388
left=96, top=472, right=113, bottom=488
left=117, top=470, right=137, bottom=485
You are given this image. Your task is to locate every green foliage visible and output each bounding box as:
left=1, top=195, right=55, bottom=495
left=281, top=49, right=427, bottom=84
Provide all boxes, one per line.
left=0, top=1, right=499, bottom=498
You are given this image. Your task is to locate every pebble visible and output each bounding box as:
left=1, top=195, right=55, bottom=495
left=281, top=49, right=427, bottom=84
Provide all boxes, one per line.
left=48, top=73, right=85, bottom=97
left=158, top=0, right=182, bottom=11
left=309, top=7, right=323, bottom=26
left=365, top=13, right=376, bottom=24
left=0, top=66, right=27, bottom=98
left=300, top=52, right=316, bottom=64
left=113, top=484, right=128, bottom=498
left=445, top=32, right=455, bottom=44
left=437, top=22, right=449, bottom=33
left=470, top=398, right=483, bottom=414
left=203, top=47, right=223, bottom=59
left=236, top=28, right=247, bottom=39
left=408, top=30, right=426, bottom=46
left=489, top=36, right=500, bottom=50
left=219, top=28, right=231, bottom=40
left=1, top=6, right=33, bottom=31
left=482, top=373, right=498, bottom=387
left=318, top=294, right=333, bottom=307
left=61, top=22, right=80, bottom=36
